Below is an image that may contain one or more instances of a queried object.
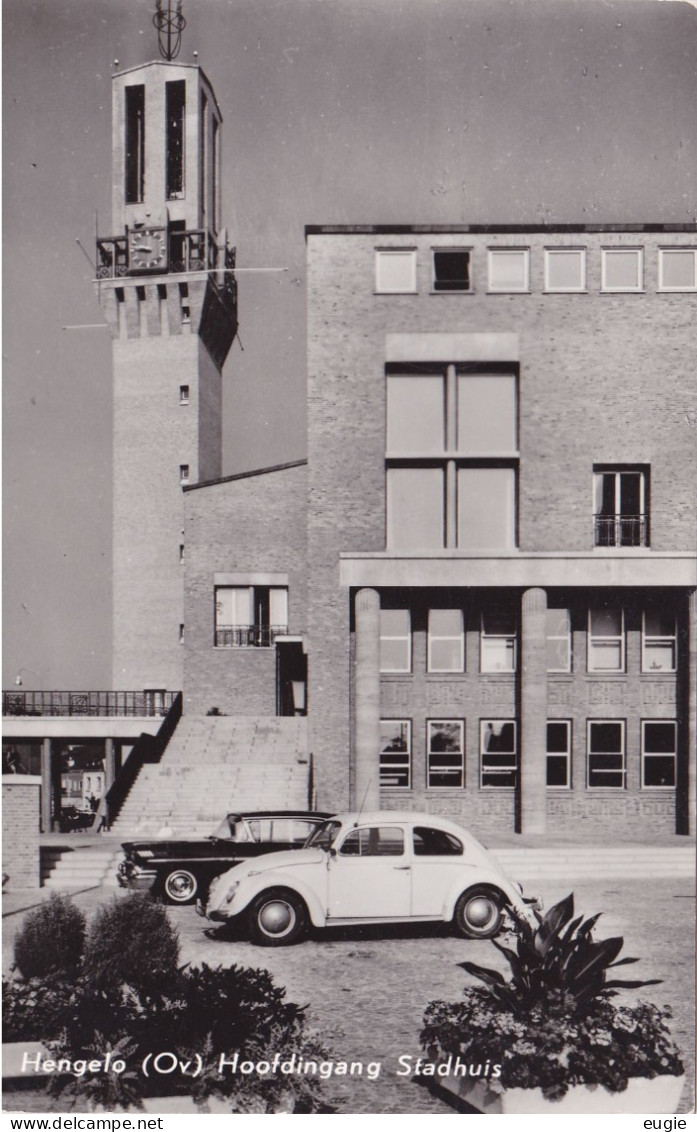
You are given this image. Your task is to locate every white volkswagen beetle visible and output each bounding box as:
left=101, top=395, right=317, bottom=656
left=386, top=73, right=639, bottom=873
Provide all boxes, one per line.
left=201, top=811, right=540, bottom=946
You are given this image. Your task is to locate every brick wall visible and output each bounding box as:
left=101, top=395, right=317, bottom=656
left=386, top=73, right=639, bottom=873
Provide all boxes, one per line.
left=183, top=462, right=307, bottom=716
left=2, top=778, right=41, bottom=888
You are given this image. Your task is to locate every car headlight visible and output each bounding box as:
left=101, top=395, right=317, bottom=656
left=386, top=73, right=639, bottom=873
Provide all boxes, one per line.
left=224, top=880, right=240, bottom=905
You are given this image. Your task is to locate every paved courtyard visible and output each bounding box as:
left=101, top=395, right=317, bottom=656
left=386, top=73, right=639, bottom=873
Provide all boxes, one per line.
left=3, top=876, right=695, bottom=1115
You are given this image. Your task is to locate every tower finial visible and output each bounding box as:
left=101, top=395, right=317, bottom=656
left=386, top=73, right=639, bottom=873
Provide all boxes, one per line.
left=153, top=0, right=186, bottom=61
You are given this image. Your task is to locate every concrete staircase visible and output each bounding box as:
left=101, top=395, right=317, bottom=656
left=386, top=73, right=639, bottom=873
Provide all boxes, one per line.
left=43, top=844, right=123, bottom=890
left=490, top=844, right=695, bottom=881
left=110, top=715, right=310, bottom=838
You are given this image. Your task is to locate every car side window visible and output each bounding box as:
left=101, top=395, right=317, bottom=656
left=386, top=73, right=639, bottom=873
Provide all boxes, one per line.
left=339, top=826, right=405, bottom=857
left=413, top=826, right=464, bottom=856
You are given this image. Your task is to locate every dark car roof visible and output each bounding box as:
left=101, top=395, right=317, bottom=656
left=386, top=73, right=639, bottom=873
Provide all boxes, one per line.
left=121, top=811, right=333, bottom=852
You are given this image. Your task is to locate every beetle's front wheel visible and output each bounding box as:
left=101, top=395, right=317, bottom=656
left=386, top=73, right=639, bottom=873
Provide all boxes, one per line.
left=248, top=889, right=307, bottom=946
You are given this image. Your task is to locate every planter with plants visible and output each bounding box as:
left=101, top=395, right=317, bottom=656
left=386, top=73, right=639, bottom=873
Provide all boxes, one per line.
left=3, top=891, right=334, bottom=1114
left=420, top=893, right=685, bottom=1114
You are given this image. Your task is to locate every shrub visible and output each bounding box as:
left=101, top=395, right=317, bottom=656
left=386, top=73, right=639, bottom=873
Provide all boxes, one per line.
left=2, top=973, right=77, bottom=1041
left=13, top=893, right=86, bottom=980
left=81, top=892, right=180, bottom=994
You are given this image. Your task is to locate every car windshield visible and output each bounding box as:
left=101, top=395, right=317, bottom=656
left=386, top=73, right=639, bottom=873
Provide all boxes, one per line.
left=304, top=820, right=342, bottom=850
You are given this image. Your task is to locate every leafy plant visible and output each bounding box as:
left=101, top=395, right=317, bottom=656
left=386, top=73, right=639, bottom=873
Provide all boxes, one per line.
left=81, top=892, right=180, bottom=994
left=421, top=894, right=684, bottom=1101
left=13, top=893, right=86, bottom=981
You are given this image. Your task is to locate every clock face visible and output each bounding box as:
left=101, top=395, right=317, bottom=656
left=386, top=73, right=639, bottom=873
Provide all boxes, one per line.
left=128, top=227, right=168, bottom=272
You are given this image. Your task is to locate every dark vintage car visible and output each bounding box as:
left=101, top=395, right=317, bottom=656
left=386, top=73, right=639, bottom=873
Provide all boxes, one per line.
left=118, top=810, right=332, bottom=904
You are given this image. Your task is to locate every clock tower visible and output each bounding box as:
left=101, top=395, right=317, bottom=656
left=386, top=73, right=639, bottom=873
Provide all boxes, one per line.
left=96, top=8, right=237, bottom=693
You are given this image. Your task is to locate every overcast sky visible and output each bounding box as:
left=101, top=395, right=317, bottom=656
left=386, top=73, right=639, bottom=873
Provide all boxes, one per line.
left=3, top=0, right=696, bottom=690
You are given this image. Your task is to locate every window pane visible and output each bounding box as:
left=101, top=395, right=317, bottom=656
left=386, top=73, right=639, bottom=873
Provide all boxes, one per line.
left=428, top=721, right=463, bottom=752
left=380, top=720, right=410, bottom=752
left=589, top=642, right=622, bottom=670
left=482, top=720, right=516, bottom=753
left=643, top=643, right=676, bottom=672
left=603, top=249, right=641, bottom=290
left=546, top=608, right=570, bottom=637
left=547, top=638, right=570, bottom=670
left=457, top=374, right=517, bottom=453
left=387, top=376, right=444, bottom=453
left=660, top=249, right=696, bottom=289
left=381, top=609, right=410, bottom=636
left=387, top=467, right=444, bottom=549
left=546, top=249, right=585, bottom=290
left=644, top=611, right=675, bottom=637
left=489, top=250, right=528, bottom=290
left=430, top=639, right=463, bottom=671
left=413, top=827, right=463, bottom=855
left=589, top=722, right=623, bottom=753
left=643, top=756, right=676, bottom=788
left=643, top=722, right=676, bottom=754
left=376, top=250, right=416, bottom=292
left=458, top=467, right=515, bottom=549
left=547, top=722, right=569, bottom=753
left=590, top=608, right=622, bottom=637
left=547, top=755, right=569, bottom=788
left=380, top=610, right=411, bottom=673
left=433, top=250, right=471, bottom=291
left=428, top=609, right=464, bottom=672
left=429, top=609, right=462, bottom=635
left=482, top=638, right=515, bottom=671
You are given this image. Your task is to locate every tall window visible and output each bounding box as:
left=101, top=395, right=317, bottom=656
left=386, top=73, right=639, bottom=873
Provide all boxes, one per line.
left=166, top=81, right=186, bottom=199
left=587, top=720, right=625, bottom=788
left=547, top=721, right=571, bottom=788
left=593, top=467, right=648, bottom=547
left=588, top=607, right=624, bottom=672
left=428, top=609, right=464, bottom=672
left=379, top=720, right=411, bottom=789
left=642, top=610, right=677, bottom=673
left=427, top=720, right=465, bottom=789
left=480, top=720, right=517, bottom=788
left=546, top=607, right=572, bottom=672
left=125, top=85, right=145, bottom=204
left=215, top=586, right=288, bottom=648
left=641, top=721, right=677, bottom=788
left=386, top=369, right=518, bottom=550
left=379, top=610, right=411, bottom=673
left=481, top=611, right=517, bottom=673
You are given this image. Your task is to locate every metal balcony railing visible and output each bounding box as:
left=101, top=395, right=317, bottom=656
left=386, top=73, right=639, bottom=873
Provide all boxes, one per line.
left=96, top=229, right=223, bottom=279
left=594, top=514, right=647, bottom=547
left=2, top=690, right=180, bottom=718
left=215, top=624, right=288, bottom=649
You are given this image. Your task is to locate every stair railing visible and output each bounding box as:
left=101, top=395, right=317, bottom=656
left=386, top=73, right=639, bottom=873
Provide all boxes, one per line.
left=98, top=692, right=183, bottom=830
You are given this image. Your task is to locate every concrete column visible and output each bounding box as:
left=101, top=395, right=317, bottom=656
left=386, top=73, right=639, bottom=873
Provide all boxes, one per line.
left=354, top=588, right=381, bottom=811
left=520, top=587, right=548, bottom=835
left=687, top=590, right=697, bottom=835
left=104, top=738, right=116, bottom=792
left=40, top=737, right=52, bottom=834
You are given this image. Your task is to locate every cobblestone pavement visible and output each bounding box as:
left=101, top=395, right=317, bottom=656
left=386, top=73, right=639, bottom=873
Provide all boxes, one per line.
left=3, top=877, right=694, bottom=1115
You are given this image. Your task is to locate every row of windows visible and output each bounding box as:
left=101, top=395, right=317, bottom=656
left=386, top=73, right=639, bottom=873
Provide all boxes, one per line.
left=375, top=246, right=697, bottom=295
left=380, top=718, right=678, bottom=791
left=380, top=607, right=678, bottom=674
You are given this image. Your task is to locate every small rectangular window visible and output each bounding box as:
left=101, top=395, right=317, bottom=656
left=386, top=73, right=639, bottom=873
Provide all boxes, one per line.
left=179, top=385, right=190, bottom=405
left=215, top=585, right=288, bottom=648
left=386, top=375, right=445, bottom=454
left=487, top=249, right=529, bottom=292
left=375, top=249, right=417, bottom=293
left=179, top=464, right=190, bottom=484
left=547, top=608, right=572, bottom=672
left=458, top=468, right=516, bottom=551
left=593, top=468, right=648, bottom=547
left=658, top=248, right=697, bottom=291
left=480, top=719, right=517, bottom=788
left=428, top=609, right=464, bottom=673
left=457, top=373, right=517, bottom=453
left=432, top=248, right=471, bottom=292
left=547, top=721, right=571, bottom=788
left=545, top=248, right=586, bottom=292
left=427, top=720, right=465, bottom=788
left=125, top=85, right=145, bottom=204
left=179, top=623, right=185, bottom=643
left=386, top=467, right=444, bottom=550
left=588, top=607, right=624, bottom=672
left=587, top=720, right=625, bottom=788
left=641, top=720, right=677, bottom=788
left=481, top=612, right=517, bottom=673
left=601, top=248, right=643, bottom=292
left=380, top=609, right=411, bottom=673
left=379, top=720, right=411, bottom=789
left=166, top=80, right=186, bottom=199
left=642, top=610, right=677, bottom=673
left=179, top=282, right=190, bottom=324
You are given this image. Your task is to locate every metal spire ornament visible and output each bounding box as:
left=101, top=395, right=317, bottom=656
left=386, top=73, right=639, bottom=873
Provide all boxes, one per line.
left=153, top=0, right=186, bottom=61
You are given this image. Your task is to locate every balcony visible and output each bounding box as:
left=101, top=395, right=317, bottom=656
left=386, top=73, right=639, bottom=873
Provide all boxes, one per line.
left=2, top=691, right=179, bottom=718
left=96, top=229, right=233, bottom=280
left=594, top=514, right=648, bottom=548
left=215, top=624, right=288, bottom=649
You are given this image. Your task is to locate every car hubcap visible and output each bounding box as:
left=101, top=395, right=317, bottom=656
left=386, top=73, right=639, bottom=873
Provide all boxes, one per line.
left=466, top=897, right=496, bottom=928
left=259, top=900, right=294, bottom=935
left=169, top=874, right=194, bottom=898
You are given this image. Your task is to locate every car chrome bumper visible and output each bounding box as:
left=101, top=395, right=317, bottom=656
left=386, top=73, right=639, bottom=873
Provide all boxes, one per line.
left=117, top=863, right=157, bottom=892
